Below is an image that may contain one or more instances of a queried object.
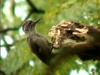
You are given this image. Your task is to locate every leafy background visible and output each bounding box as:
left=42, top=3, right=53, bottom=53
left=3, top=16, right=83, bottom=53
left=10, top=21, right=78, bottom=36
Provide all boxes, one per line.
left=0, top=0, right=100, bottom=75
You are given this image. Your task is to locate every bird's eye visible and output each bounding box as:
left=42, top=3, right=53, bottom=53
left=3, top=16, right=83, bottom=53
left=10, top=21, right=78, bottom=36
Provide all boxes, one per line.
left=23, top=21, right=33, bottom=32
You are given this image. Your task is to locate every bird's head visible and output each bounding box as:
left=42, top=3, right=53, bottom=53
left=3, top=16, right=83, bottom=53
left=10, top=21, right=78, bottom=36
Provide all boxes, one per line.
left=22, top=19, right=40, bottom=33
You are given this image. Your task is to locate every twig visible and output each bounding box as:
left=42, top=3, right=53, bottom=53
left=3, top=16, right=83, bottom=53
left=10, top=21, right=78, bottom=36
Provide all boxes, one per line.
left=26, top=0, right=45, bottom=13
left=0, top=27, right=19, bottom=33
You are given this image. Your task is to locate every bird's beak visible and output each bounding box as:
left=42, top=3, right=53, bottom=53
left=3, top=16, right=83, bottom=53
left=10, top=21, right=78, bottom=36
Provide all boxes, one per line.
left=32, top=19, right=41, bottom=27
left=22, top=19, right=41, bottom=33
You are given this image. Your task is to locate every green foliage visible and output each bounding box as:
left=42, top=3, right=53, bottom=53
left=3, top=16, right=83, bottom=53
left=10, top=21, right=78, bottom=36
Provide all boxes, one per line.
left=0, top=0, right=100, bottom=75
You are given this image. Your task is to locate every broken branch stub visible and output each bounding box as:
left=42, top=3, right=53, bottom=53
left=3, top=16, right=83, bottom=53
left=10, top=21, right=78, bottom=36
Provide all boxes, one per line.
left=48, top=20, right=100, bottom=60
left=48, top=21, right=90, bottom=48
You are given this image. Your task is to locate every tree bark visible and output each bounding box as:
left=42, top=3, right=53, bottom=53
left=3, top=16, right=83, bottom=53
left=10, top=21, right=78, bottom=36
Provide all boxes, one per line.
left=47, top=21, right=100, bottom=69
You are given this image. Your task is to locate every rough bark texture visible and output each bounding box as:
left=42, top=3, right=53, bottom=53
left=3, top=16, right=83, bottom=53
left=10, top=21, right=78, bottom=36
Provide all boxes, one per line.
left=47, top=20, right=100, bottom=68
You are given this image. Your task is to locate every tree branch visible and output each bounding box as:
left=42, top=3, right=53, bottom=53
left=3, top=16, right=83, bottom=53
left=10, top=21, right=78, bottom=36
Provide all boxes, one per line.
left=26, top=0, right=45, bottom=14
left=47, top=21, right=100, bottom=71
left=0, top=27, right=19, bottom=33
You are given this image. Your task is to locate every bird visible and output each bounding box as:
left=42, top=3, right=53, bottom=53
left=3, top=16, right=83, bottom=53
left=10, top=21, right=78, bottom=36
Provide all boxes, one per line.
left=22, top=19, right=53, bottom=63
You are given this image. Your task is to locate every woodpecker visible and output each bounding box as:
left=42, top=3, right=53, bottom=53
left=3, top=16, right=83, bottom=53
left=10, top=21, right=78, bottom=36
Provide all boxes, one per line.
left=22, top=19, right=52, bottom=63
